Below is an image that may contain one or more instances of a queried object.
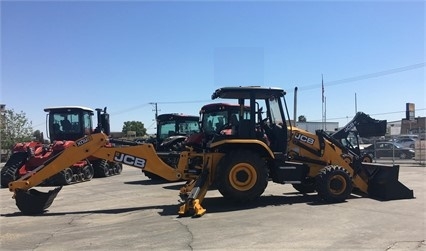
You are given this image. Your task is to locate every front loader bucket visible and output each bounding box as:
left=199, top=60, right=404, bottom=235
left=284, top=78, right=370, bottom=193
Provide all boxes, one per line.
left=15, top=186, right=62, bottom=215
left=362, top=163, right=414, bottom=200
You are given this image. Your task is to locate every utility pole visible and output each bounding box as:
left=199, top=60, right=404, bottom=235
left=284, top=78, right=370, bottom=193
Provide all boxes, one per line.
left=149, top=102, right=159, bottom=119
left=293, top=86, right=298, bottom=126
left=355, top=92, right=358, bottom=114
left=0, top=104, right=5, bottom=162
left=321, top=74, right=325, bottom=130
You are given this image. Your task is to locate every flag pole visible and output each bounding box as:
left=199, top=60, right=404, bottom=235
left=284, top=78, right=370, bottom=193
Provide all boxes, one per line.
left=325, top=96, right=327, bottom=131
left=321, top=74, right=325, bottom=130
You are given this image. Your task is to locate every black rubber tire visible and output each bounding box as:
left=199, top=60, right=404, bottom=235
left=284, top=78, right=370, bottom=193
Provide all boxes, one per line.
left=55, top=168, right=74, bottom=185
left=292, top=183, right=316, bottom=194
left=399, top=152, right=407, bottom=159
left=83, top=164, right=94, bottom=181
left=316, top=165, right=353, bottom=203
left=1, top=152, right=27, bottom=188
left=111, top=162, right=122, bottom=175
left=215, top=150, right=268, bottom=203
left=93, top=159, right=110, bottom=178
left=361, top=154, right=373, bottom=163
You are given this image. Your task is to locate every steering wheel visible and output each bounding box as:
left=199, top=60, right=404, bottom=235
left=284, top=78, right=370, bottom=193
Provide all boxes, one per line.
left=215, top=123, right=232, bottom=135
left=259, top=118, right=270, bottom=130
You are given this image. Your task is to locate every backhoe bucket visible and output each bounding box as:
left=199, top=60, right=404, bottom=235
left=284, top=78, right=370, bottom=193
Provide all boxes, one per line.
left=15, top=187, right=62, bottom=215
left=362, top=163, right=414, bottom=200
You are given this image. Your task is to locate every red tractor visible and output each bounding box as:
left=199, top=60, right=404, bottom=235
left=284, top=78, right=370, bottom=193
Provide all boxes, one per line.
left=0, top=106, right=122, bottom=188
left=184, top=102, right=252, bottom=150
left=141, top=106, right=249, bottom=180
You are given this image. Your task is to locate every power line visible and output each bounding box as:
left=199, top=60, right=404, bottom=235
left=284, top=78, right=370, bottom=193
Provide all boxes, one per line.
left=156, top=100, right=211, bottom=105
left=82, top=63, right=426, bottom=120
left=291, top=62, right=425, bottom=92
left=109, top=103, right=151, bottom=116
left=309, top=108, right=426, bottom=122
left=109, top=100, right=211, bottom=116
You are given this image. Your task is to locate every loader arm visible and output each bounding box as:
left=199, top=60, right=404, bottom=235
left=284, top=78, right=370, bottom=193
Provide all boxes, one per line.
left=9, top=133, right=182, bottom=193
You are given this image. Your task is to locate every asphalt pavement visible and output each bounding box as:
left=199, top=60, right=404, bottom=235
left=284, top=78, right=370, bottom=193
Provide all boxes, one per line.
left=0, top=164, right=425, bottom=251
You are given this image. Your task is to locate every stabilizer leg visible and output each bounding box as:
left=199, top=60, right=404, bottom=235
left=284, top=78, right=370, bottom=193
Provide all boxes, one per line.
left=178, top=167, right=209, bottom=217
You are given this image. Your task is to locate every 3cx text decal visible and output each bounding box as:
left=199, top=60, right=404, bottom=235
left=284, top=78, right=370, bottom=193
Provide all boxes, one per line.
left=114, top=152, right=146, bottom=169
left=294, top=133, right=315, bottom=145
left=76, top=136, right=91, bottom=147
left=344, top=122, right=355, bottom=132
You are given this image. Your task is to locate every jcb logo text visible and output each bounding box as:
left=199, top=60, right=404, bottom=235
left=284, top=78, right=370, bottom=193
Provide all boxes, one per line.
left=114, top=152, right=146, bottom=169
left=294, top=133, right=315, bottom=145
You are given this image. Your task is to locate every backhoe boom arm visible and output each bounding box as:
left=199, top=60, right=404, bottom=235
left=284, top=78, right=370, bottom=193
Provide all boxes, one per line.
left=9, top=133, right=182, bottom=192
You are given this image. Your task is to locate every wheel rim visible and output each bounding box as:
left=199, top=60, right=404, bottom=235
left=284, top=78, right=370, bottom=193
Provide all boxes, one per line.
left=362, top=156, right=372, bottom=163
left=228, top=163, right=257, bottom=191
left=328, top=175, right=347, bottom=195
left=64, top=169, right=73, bottom=183
left=84, top=166, right=93, bottom=179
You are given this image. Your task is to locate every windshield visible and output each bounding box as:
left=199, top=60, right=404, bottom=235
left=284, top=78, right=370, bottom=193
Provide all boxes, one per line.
left=340, top=131, right=359, bottom=151
left=202, top=111, right=228, bottom=134
left=158, top=120, right=199, bottom=140
left=201, top=109, right=250, bottom=134
left=52, top=112, right=81, bottom=134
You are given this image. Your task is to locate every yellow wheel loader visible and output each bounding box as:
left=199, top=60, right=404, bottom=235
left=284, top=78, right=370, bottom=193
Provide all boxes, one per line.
left=7, top=86, right=413, bottom=217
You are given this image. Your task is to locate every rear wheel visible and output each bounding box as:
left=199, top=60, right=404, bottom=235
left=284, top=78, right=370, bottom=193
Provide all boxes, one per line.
left=316, top=165, right=352, bottom=203
left=215, top=150, right=268, bottom=202
left=399, top=152, right=407, bottom=159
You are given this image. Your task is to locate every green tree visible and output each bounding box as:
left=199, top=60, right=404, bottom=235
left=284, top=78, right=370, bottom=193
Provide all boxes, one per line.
left=1, top=109, right=33, bottom=156
left=298, top=115, right=307, bottom=122
left=122, top=121, right=147, bottom=137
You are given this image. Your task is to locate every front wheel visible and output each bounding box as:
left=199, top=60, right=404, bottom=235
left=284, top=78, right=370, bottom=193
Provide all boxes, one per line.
left=399, top=152, right=408, bottom=159
left=215, top=150, right=268, bottom=202
left=316, top=165, right=352, bottom=203
left=361, top=154, right=373, bottom=163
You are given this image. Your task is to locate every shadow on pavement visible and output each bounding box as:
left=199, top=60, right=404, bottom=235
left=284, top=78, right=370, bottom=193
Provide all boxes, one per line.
left=1, top=192, right=363, bottom=218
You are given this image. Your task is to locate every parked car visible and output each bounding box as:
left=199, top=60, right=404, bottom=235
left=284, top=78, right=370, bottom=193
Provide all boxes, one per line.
left=362, top=141, right=415, bottom=159
left=394, top=138, right=416, bottom=148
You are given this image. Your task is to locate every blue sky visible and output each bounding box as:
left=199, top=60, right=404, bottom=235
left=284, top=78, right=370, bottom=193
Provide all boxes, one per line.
left=1, top=0, right=424, bottom=136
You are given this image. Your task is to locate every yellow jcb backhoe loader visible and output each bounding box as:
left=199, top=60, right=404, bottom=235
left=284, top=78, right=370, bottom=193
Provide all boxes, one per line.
left=7, top=86, right=414, bottom=217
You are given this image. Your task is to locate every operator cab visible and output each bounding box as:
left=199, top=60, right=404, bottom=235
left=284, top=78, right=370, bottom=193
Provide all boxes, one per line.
left=199, top=103, right=250, bottom=137
left=156, top=113, right=200, bottom=145
left=210, top=86, right=289, bottom=153
left=331, top=111, right=387, bottom=162
left=45, top=106, right=95, bottom=142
